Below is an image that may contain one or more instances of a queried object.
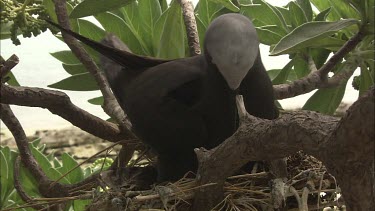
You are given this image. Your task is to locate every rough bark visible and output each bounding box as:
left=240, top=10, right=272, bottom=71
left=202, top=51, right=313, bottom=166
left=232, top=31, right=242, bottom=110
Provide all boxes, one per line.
left=193, top=87, right=374, bottom=210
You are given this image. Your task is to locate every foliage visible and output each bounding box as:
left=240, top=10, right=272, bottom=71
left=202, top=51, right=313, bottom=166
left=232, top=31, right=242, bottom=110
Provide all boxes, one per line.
left=0, top=139, right=110, bottom=210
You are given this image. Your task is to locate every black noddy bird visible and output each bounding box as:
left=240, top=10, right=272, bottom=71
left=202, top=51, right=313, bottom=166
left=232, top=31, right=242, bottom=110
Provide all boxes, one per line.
left=48, top=13, right=279, bottom=181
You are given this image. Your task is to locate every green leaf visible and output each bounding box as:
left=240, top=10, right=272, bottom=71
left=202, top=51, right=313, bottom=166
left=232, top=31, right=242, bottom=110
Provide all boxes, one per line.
left=48, top=73, right=99, bottom=91
left=240, top=1, right=287, bottom=31
left=303, top=62, right=352, bottom=114
left=95, top=12, right=144, bottom=55
left=209, top=0, right=239, bottom=12
left=255, top=27, right=283, bottom=45
left=0, top=150, right=9, bottom=205
left=310, top=0, right=342, bottom=21
left=359, top=62, right=374, bottom=96
left=311, top=48, right=331, bottom=69
left=50, top=51, right=80, bottom=64
left=272, top=59, right=294, bottom=85
left=119, top=4, right=153, bottom=55
left=296, top=0, right=313, bottom=21
left=70, top=0, right=135, bottom=19
left=138, top=0, right=162, bottom=55
left=78, top=19, right=105, bottom=42
left=5, top=71, right=20, bottom=86
left=303, top=83, right=347, bottom=115
left=62, top=63, right=87, bottom=75
left=315, top=7, right=332, bottom=21
left=61, top=153, right=84, bottom=183
left=154, top=1, right=185, bottom=59
left=293, top=53, right=310, bottom=78
left=270, top=19, right=358, bottom=55
left=88, top=96, right=104, bottom=105
left=196, top=0, right=223, bottom=27
left=288, top=2, right=308, bottom=28
left=328, top=0, right=360, bottom=19
left=196, top=16, right=207, bottom=49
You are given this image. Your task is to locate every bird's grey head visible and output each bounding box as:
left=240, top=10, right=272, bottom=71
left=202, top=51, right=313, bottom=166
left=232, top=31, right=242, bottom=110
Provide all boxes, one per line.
left=204, top=13, right=259, bottom=90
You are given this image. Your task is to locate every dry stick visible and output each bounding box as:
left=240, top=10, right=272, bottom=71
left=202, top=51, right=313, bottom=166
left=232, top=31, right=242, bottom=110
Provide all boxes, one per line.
left=274, top=30, right=366, bottom=99
left=0, top=85, right=127, bottom=142
left=177, top=0, right=201, bottom=56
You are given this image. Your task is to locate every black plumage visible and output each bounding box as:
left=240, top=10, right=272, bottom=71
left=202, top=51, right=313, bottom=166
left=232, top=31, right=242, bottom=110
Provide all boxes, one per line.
left=48, top=13, right=278, bottom=181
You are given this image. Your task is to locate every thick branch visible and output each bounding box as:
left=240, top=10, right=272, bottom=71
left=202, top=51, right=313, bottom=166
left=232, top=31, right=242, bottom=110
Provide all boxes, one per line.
left=177, top=0, right=201, bottom=56
left=1, top=85, right=130, bottom=141
left=322, top=86, right=374, bottom=210
left=194, top=87, right=374, bottom=210
left=273, top=30, right=366, bottom=99
left=53, top=0, right=133, bottom=135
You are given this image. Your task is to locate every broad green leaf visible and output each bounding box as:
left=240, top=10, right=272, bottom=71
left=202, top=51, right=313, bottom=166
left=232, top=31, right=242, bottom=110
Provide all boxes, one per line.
left=311, top=48, right=331, bottom=69
left=270, top=19, right=358, bottom=55
left=328, top=0, right=360, bottom=19
left=78, top=19, right=105, bottom=42
left=255, top=27, right=283, bottom=45
left=95, top=12, right=144, bottom=55
left=276, top=6, right=292, bottom=26
left=196, top=0, right=223, bottom=27
left=209, top=0, right=239, bottom=12
left=288, top=2, right=308, bottom=28
left=267, top=69, right=281, bottom=81
left=74, top=199, right=92, bottom=211
left=159, top=0, right=168, bottom=12
left=70, top=0, right=134, bottom=18
left=120, top=4, right=152, bottom=55
left=296, top=0, right=313, bottom=21
left=137, top=0, right=162, bottom=55
left=240, top=0, right=288, bottom=32
left=359, top=63, right=374, bottom=96
left=315, top=7, right=332, bottom=21
left=272, top=59, right=294, bottom=85
left=50, top=51, right=80, bottom=64
left=48, top=72, right=99, bottom=91
left=88, top=96, right=104, bottom=105
left=303, top=62, right=351, bottom=114
left=154, top=2, right=185, bottom=59
left=293, top=53, right=310, bottom=78
left=303, top=83, right=347, bottom=114
left=0, top=151, right=9, bottom=205
left=61, top=153, right=84, bottom=183
left=196, top=16, right=207, bottom=49
left=19, top=165, right=41, bottom=197
left=310, top=0, right=342, bottom=21
left=5, top=71, right=20, bottom=86
left=62, top=63, right=87, bottom=75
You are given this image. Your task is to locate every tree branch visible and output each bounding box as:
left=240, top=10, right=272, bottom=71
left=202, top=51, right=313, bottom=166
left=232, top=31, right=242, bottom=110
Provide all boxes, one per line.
left=0, top=85, right=130, bottom=141
left=0, top=54, right=19, bottom=79
left=0, top=103, right=69, bottom=198
left=177, top=0, right=201, bottom=56
left=273, top=30, right=366, bottom=99
left=193, top=87, right=374, bottom=210
left=53, top=0, right=133, bottom=136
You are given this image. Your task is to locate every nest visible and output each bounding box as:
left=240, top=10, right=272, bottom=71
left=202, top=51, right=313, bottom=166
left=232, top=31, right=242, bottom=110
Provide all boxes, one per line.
left=84, top=151, right=344, bottom=211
